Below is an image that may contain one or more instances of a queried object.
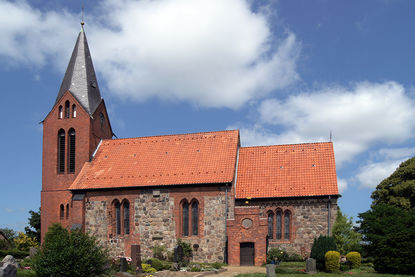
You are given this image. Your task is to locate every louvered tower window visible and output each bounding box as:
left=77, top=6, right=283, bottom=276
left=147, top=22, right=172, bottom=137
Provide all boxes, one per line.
left=68, top=129, right=76, bottom=173
left=66, top=204, right=69, bottom=219
left=58, top=129, right=65, bottom=173
left=60, top=204, right=64, bottom=219
left=276, top=210, right=282, bottom=240
left=192, top=201, right=199, bottom=236
left=65, top=101, right=70, bottom=118
left=182, top=201, right=189, bottom=236
left=72, top=104, right=76, bottom=118
left=123, top=201, right=130, bottom=235
left=58, top=105, right=63, bottom=119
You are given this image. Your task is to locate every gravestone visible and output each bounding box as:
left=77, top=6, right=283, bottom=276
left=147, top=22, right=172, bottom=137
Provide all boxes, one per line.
left=120, top=257, right=127, bottom=272
left=306, top=258, right=316, bottom=274
left=266, top=264, right=276, bottom=277
left=131, top=244, right=142, bottom=272
left=174, top=245, right=184, bottom=264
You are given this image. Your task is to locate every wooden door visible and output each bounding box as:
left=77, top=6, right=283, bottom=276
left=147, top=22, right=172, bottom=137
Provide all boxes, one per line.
left=240, top=242, right=254, bottom=266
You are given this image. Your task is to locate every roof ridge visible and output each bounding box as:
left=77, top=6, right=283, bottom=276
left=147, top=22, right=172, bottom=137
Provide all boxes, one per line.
left=100, top=129, right=239, bottom=142
left=241, top=141, right=332, bottom=149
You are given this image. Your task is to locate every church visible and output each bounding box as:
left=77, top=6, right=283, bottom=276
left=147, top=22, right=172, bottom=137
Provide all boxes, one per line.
left=41, top=26, right=339, bottom=266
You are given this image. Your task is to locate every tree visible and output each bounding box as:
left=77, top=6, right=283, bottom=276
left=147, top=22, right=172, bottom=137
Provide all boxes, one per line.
left=310, top=235, right=337, bottom=271
left=13, top=232, right=38, bottom=251
left=371, top=156, right=415, bottom=210
left=358, top=156, right=415, bottom=274
left=24, top=208, right=41, bottom=243
left=32, top=223, right=109, bottom=277
left=0, top=228, right=16, bottom=241
left=332, top=209, right=362, bottom=254
left=359, top=203, right=415, bottom=274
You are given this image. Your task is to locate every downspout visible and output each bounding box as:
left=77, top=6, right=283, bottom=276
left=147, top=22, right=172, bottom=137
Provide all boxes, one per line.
left=327, top=195, right=331, bottom=236
left=225, top=183, right=228, bottom=264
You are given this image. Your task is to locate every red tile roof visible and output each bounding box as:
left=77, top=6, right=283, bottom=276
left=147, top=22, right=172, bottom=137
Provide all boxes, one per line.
left=236, top=142, right=338, bottom=199
left=69, top=130, right=239, bottom=190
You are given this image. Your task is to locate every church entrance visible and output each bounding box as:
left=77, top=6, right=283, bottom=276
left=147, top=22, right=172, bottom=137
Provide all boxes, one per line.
left=240, top=242, right=255, bottom=266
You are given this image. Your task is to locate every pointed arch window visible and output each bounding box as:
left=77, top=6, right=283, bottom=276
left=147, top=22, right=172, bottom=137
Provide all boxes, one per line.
left=58, top=129, right=65, bottom=173
left=192, top=201, right=199, bottom=236
left=267, top=212, right=274, bottom=239
left=58, top=105, right=63, bottom=119
left=72, top=104, right=77, bottom=118
left=123, top=201, right=130, bottom=235
left=115, top=201, right=121, bottom=235
left=182, top=201, right=189, bottom=236
left=284, top=211, right=291, bottom=240
left=60, top=204, right=64, bottom=219
left=66, top=204, right=69, bottom=219
left=68, top=129, right=76, bottom=173
left=276, top=210, right=282, bottom=240
left=65, top=101, right=70, bottom=118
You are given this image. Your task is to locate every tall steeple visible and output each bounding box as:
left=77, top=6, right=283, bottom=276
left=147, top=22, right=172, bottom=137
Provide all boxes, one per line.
left=55, top=24, right=102, bottom=115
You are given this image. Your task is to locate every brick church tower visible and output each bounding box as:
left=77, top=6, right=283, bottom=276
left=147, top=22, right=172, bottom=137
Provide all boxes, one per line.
left=41, top=24, right=113, bottom=240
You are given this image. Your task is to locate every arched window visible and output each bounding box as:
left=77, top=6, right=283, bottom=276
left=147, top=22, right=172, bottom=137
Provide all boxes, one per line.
left=68, top=129, right=76, bottom=173
left=276, top=210, right=282, bottom=240
left=58, top=129, right=65, bottom=173
left=123, top=201, right=130, bottom=235
left=58, top=105, right=63, bottom=119
left=66, top=204, right=69, bottom=219
left=65, top=101, right=70, bottom=118
left=191, top=201, right=199, bottom=236
left=284, top=211, right=291, bottom=240
left=60, top=204, right=64, bottom=219
left=182, top=201, right=189, bottom=236
left=115, top=201, right=121, bottom=235
left=267, top=212, right=274, bottom=239
left=72, top=104, right=77, bottom=118
left=100, top=112, right=105, bottom=127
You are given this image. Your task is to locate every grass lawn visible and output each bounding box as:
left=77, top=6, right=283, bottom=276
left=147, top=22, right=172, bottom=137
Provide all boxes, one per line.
left=235, top=262, right=415, bottom=277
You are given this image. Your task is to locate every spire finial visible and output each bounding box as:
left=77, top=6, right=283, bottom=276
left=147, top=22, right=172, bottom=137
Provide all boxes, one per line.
left=80, top=5, right=85, bottom=27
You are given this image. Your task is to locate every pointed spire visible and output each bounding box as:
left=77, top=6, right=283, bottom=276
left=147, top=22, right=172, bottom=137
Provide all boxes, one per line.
left=55, top=24, right=102, bottom=115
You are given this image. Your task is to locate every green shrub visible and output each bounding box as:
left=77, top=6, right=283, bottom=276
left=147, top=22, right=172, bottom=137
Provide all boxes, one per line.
left=190, top=265, right=202, bottom=272
left=176, top=238, right=193, bottom=266
left=13, top=232, right=38, bottom=251
left=346, top=251, right=361, bottom=268
left=310, top=235, right=337, bottom=271
left=152, top=245, right=166, bottom=260
left=141, top=263, right=157, bottom=273
left=0, top=248, right=29, bottom=259
left=325, top=251, right=340, bottom=272
left=32, top=223, right=109, bottom=277
left=211, top=262, right=225, bottom=269
left=149, top=257, right=163, bottom=271
left=267, top=247, right=288, bottom=263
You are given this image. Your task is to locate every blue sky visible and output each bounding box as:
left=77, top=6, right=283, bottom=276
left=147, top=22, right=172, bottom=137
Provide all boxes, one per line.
left=1, top=0, right=415, bottom=232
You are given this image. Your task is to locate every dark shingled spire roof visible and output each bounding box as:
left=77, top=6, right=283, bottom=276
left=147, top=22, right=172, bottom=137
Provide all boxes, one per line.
left=55, top=26, right=102, bottom=115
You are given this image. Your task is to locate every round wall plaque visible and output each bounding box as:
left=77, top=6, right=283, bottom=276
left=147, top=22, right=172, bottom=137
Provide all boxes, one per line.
left=242, top=218, right=253, bottom=229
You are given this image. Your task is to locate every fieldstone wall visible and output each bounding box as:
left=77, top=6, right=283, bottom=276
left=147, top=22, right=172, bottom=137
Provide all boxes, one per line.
left=255, top=197, right=338, bottom=257
left=134, top=189, right=176, bottom=259
left=85, top=200, right=126, bottom=257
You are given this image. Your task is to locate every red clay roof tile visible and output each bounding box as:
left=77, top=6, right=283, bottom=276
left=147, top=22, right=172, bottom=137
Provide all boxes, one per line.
left=236, top=142, right=338, bottom=199
left=69, top=130, right=239, bottom=190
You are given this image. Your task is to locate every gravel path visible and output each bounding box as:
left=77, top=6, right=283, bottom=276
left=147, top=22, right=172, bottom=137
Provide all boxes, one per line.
left=153, top=266, right=266, bottom=277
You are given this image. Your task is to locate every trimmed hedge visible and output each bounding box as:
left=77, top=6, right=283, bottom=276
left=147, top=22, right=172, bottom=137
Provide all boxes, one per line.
left=325, top=251, right=340, bottom=272
left=346, top=251, right=361, bottom=268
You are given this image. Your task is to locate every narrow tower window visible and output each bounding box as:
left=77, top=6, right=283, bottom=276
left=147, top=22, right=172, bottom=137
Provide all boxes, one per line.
left=276, top=210, right=282, bottom=240
left=68, top=129, right=76, bottom=173
left=60, top=204, right=64, bottom=219
left=58, top=129, right=65, bottom=173
left=115, top=201, right=121, bottom=235
left=123, top=201, right=130, bottom=235
left=284, top=211, right=291, bottom=240
left=182, top=201, right=189, bottom=236
left=58, top=105, right=63, bottom=119
left=268, top=212, right=274, bottom=239
left=65, top=101, right=70, bottom=118
left=66, top=204, right=69, bottom=219
left=72, top=104, right=76, bottom=118
left=191, top=200, right=199, bottom=236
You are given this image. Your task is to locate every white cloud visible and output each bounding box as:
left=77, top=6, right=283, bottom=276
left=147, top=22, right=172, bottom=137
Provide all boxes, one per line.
left=337, top=178, right=348, bottom=193
left=356, top=159, right=401, bottom=188
left=0, top=0, right=300, bottom=109
left=248, top=81, right=415, bottom=165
